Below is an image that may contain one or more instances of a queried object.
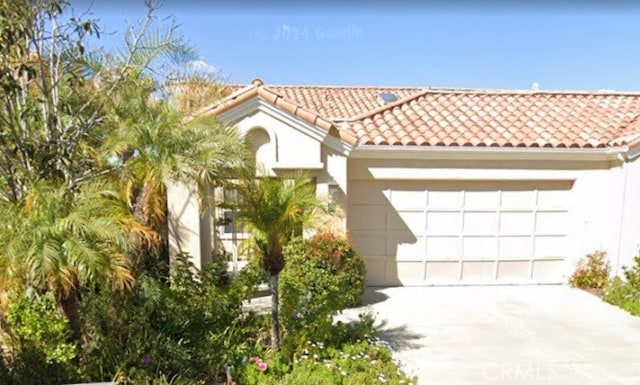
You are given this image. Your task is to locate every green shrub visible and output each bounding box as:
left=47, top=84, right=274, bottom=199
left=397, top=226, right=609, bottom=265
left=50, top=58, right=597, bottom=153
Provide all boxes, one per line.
left=603, top=255, right=640, bottom=316
left=280, top=231, right=366, bottom=341
left=621, top=254, right=640, bottom=291
left=79, top=253, right=261, bottom=383
left=569, top=250, right=610, bottom=290
left=603, top=277, right=640, bottom=316
left=2, top=293, right=79, bottom=384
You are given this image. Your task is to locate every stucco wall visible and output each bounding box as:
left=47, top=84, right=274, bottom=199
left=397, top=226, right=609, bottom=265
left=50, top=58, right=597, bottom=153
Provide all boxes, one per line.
left=615, top=155, right=640, bottom=275
left=233, top=110, right=324, bottom=171
left=166, top=180, right=211, bottom=271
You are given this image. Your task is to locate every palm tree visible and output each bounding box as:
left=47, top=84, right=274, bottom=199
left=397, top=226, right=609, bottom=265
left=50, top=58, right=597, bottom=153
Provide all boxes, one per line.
left=0, top=181, right=141, bottom=340
left=102, top=74, right=247, bottom=277
left=235, top=173, right=322, bottom=350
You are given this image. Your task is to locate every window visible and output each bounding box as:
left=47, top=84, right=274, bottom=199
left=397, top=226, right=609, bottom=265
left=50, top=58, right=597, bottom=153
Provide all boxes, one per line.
left=222, top=210, right=247, bottom=234
left=218, top=187, right=246, bottom=235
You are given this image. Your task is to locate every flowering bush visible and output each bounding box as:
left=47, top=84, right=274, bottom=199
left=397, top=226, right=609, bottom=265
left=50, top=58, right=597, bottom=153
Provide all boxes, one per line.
left=236, top=313, right=417, bottom=384
left=569, top=250, right=610, bottom=290
left=280, top=231, right=366, bottom=341
left=249, top=356, right=268, bottom=371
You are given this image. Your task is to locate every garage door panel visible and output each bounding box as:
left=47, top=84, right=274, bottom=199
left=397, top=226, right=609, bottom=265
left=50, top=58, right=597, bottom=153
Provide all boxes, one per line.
left=426, top=236, right=461, bottom=259
left=427, top=211, right=461, bottom=234
left=389, top=211, right=425, bottom=232
left=497, top=260, right=531, bottom=280
left=462, top=261, right=495, bottom=281
left=532, top=259, right=564, bottom=281
left=390, top=189, right=426, bottom=210
left=425, top=261, right=459, bottom=281
left=391, top=236, right=425, bottom=261
left=364, top=256, right=387, bottom=285
left=500, top=212, right=534, bottom=235
left=428, top=190, right=463, bottom=209
left=349, top=206, right=386, bottom=231
left=499, top=236, right=534, bottom=258
left=462, top=237, right=498, bottom=259
left=395, top=261, right=426, bottom=283
left=463, top=212, right=498, bottom=234
left=351, top=233, right=386, bottom=257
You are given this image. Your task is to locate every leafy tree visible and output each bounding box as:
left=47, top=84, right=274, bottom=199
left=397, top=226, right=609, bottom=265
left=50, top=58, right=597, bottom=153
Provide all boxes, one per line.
left=0, top=0, right=244, bottom=339
left=235, top=173, right=323, bottom=350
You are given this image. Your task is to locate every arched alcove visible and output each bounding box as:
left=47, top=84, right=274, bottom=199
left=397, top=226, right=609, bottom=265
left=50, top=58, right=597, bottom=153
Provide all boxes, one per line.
left=245, top=126, right=275, bottom=170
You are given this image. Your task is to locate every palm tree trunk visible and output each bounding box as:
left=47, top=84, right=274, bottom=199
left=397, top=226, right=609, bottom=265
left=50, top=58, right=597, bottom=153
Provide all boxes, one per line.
left=270, top=273, right=281, bottom=351
left=130, top=182, right=157, bottom=276
left=58, top=289, right=82, bottom=342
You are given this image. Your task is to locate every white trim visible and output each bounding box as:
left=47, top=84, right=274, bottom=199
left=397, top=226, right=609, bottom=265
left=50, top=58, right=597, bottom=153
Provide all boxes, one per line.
left=218, top=97, right=261, bottom=123
left=364, top=167, right=579, bottom=181
left=218, top=96, right=354, bottom=157
left=272, top=162, right=325, bottom=170
left=351, top=144, right=628, bottom=161
left=615, top=161, right=628, bottom=277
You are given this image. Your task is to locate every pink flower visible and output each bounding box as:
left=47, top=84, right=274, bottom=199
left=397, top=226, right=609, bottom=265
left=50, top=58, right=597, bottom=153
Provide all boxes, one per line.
left=248, top=356, right=268, bottom=372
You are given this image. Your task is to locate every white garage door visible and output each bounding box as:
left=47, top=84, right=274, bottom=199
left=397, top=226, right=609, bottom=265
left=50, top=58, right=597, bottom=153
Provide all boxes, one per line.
left=348, top=180, right=572, bottom=286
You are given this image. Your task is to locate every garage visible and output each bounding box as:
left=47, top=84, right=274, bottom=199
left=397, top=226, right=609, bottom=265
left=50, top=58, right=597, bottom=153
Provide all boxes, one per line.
left=348, top=180, right=572, bottom=286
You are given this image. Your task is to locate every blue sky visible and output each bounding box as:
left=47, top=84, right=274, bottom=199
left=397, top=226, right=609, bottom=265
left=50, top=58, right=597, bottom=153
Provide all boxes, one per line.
left=76, top=1, right=640, bottom=91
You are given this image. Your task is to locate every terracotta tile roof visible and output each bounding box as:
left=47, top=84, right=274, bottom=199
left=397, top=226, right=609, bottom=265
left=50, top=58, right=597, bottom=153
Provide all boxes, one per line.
left=204, top=79, right=640, bottom=150
left=352, top=90, right=640, bottom=148
left=201, top=80, right=357, bottom=144
left=264, top=85, right=424, bottom=120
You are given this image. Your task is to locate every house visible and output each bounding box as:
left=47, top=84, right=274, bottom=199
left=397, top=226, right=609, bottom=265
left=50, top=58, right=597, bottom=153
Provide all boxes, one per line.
left=167, top=78, right=640, bottom=286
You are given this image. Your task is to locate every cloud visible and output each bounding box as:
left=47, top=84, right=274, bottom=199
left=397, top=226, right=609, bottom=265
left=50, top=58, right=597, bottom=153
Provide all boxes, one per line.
left=186, top=60, right=218, bottom=75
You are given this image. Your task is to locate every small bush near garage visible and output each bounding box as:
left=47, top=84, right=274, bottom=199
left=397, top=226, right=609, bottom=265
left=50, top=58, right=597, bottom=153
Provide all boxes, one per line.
left=280, top=231, right=366, bottom=342
left=603, top=255, right=640, bottom=316
left=569, top=250, right=610, bottom=292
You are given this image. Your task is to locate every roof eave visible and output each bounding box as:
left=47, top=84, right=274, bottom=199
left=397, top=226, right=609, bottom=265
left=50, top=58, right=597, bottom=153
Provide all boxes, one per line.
left=350, top=144, right=628, bottom=162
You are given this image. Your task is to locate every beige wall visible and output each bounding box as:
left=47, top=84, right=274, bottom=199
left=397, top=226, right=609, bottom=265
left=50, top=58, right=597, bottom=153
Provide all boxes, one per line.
left=168, top=105, right=347, bottom=268
left=233, top=111, right=324, bottom=171
left=166, top=180, right=212, bottom=271
left=615, top=155, right=640, bottom=275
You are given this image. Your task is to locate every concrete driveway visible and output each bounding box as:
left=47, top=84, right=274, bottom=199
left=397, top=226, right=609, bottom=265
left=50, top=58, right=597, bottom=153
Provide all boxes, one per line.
left=339, top=285, right=640, bottom=385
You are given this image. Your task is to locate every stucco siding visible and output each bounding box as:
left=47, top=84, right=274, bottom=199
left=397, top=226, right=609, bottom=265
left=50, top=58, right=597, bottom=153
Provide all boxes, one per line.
left=166, top=181, right=211, bottom=271
left=616, top=156, right=640, bottom=275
